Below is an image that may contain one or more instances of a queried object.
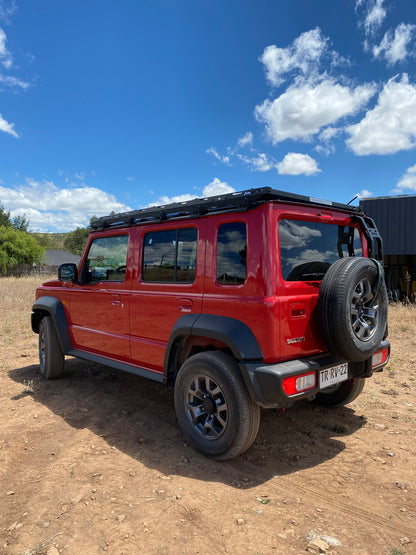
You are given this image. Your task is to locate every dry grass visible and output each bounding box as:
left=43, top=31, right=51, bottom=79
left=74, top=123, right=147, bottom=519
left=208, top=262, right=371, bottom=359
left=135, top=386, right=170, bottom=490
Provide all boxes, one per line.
left=386, top=303, right=416, bottom=382
left=1, top=275, right=415, bottom=360
left=0, top=275, right=54, bottom=347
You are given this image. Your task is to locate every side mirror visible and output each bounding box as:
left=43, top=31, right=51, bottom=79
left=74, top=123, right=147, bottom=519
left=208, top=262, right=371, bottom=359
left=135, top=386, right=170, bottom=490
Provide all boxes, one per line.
left=59, top=263, right=78, bottom=282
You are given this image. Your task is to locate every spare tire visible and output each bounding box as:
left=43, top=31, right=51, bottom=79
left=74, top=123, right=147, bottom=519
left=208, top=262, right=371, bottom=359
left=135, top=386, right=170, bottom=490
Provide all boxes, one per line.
left=318, top=257, right=388, bottom=362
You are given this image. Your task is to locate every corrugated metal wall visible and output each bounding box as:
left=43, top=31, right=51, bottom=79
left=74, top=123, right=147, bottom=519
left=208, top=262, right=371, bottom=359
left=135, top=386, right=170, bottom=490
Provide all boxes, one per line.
left=360, top=196, right=416, bottom=255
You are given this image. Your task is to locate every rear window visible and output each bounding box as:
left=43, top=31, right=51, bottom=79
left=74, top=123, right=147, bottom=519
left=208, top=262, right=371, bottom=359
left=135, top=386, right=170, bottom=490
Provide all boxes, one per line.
left=142, top=227, right=197, bottom=283
left=279, top=219, right=362, bottom=281
left=217, top=222, right=247, bottom=285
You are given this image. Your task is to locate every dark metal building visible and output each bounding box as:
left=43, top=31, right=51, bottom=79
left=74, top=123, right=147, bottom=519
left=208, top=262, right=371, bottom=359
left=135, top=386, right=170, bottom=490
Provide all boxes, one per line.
left=360, top=195, right=416, bottom=301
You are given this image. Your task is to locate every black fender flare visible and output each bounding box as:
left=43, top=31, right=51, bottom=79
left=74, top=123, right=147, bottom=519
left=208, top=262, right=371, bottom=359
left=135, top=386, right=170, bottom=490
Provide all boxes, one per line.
left=163, top=313, right=263, bottom=384
left=31, top=296, right=73, bottom=353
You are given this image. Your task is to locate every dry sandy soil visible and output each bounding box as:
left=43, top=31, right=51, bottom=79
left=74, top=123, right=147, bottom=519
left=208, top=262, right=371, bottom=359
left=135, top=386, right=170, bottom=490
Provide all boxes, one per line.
left=0, top=276, right=415, bottom=555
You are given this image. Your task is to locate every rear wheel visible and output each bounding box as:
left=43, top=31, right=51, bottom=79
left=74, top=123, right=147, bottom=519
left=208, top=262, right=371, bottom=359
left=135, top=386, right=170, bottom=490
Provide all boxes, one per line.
left=39, top=316, right=64, bottom=379
left=314, top=377, right=365, bottom=408
left=174, top=351, right=260, bottom=460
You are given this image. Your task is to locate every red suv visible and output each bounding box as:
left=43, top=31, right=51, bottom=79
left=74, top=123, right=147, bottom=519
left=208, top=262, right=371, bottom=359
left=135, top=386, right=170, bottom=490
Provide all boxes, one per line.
left=32, top=188, right=390, bottom=459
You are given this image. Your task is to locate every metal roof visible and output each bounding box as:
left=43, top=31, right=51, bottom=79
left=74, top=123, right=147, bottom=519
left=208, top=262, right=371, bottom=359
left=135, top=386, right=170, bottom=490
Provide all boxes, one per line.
left=42, top=250, right=81, bottom=267
left=360, top=195, right=416, bottom=255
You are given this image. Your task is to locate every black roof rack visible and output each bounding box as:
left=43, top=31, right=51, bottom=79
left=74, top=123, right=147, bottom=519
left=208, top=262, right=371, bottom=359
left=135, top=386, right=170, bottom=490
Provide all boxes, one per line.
left=91, top=187, right=363, bottom=231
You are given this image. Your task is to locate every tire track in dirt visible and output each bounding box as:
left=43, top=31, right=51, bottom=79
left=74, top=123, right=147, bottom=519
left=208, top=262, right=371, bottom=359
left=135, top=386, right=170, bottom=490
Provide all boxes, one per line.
left=221, top=461, right=416, bottom=539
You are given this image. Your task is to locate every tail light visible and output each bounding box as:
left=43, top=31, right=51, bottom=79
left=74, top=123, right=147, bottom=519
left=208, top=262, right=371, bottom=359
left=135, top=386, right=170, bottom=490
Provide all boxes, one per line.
left=372, top=347, right=390, bottom=369
left=282, top=372, right=316, bottom=396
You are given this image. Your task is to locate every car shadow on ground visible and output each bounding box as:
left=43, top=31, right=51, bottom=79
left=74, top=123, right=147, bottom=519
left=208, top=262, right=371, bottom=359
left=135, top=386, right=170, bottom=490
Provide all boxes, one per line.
left=9, top=358, right=367, bottom=488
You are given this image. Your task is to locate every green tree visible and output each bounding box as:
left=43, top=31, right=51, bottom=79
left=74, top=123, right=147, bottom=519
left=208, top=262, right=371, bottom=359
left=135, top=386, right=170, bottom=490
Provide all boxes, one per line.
left=0, top=204, right=30, bottom=232
left=11, top=214, right=30, bottom=233
left=0, top=225, right=45, bottom=274
left=63, top=226, right=90, bottom=255
left=63, top=216, right=96, bottom=256
left=0, top=205, right=12, bottom=227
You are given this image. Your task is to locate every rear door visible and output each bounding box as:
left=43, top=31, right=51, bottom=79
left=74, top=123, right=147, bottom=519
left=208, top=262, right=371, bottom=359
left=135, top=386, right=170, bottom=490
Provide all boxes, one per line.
left=129, top=222, right=205, bottom=372
left=276, top=207, right=363, bottom=360
left=68, top=231, right=132, bottom=361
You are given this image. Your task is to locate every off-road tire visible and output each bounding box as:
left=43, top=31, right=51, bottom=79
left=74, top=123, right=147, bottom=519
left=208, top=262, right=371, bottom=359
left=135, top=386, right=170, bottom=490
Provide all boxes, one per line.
left=39, top=316, right=64, bottom=379
left=318, top=257, right=388, bottom=362
left=174, top=351, right=260, bottom=460
left=314, top=377, right=365, bottom=407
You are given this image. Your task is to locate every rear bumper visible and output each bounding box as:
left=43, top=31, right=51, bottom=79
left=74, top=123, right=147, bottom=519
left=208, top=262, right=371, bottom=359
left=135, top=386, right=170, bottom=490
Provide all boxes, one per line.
left=240, top=340, right=390, bottom=409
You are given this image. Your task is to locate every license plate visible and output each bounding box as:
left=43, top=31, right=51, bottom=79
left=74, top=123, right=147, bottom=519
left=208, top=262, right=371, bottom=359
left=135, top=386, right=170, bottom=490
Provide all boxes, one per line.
left=320, top=363, right=348, bottom=388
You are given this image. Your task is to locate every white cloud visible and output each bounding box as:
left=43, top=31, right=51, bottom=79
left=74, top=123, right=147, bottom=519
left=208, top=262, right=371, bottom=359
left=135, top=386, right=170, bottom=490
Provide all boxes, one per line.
left=255, top=79, right=376, bottom=144
left=0, top=180, right=131, bottom=232
left=319, top=126, right=342, bottom=142
left=0, top=73, right=29, bottom=89
left=75, top=172, right=85, bottom=181
left=237, top=152, right=274, bottom=172
left=250, top=153, right=274, bottom=172
left=0, top=27, right=11, bottom=68
left=0, top=2, right=17, bottom=25
left=392, top=164, right=416, bottom=193
left=356, top=0, right=386, bottom=37
left=206, top=146, right=230, bottom=165
left=260, top=28, right=329, bottom=86
left=276, top=153, right=321, bottom=176
left=357, top=188, right=374, bottom=198
left=0, top=112, right=18, bottom=137
left=346, top=74, right=416, bottom=155
left=372, top=23, right=416, bottom=65
left=202, top=178, right=235, bottom=197
left=237, top=132, right=253, bottom=148
left=315, top=127, right=343, bottom=156
left=0, top=25, right=30, bottom=90
left=148, top=178, right=235, bottom=209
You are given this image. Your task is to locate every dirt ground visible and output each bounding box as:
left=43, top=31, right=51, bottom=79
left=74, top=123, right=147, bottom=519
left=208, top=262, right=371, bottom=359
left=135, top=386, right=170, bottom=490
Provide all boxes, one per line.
left=0, top=277, right=415, bottom=555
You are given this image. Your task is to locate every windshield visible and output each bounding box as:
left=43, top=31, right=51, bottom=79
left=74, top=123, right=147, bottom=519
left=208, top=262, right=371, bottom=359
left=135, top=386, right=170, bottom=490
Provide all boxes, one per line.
left=279, top=219, right=362, bottom=281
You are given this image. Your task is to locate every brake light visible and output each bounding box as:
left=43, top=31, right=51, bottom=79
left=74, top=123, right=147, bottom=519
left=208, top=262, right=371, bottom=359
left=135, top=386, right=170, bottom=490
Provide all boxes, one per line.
left=282, top=372, right=316, bottom=396
left=372, top=347, right=390, bottom=369
left=318, top=212, right=332, bottom=221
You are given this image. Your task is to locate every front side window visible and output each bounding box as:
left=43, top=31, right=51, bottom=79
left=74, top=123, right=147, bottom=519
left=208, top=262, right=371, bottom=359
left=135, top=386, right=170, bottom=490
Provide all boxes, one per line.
left=85, top=235, right=129, bottom=282
left=217, top=222, right=247, bottom=285
left=142, top=227, right=197, bottom=283
left=279, top=219, right=362, bottom=281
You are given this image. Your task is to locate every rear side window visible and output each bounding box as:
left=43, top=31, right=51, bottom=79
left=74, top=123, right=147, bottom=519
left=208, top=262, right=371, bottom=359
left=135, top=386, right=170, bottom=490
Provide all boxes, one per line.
left=279, top=220, right=362, bottom=281
left=85, top=235, right=129, bottom=282
left=142, top=228, right=197, bottom=283
left=217, top=222, right=247, bottom=285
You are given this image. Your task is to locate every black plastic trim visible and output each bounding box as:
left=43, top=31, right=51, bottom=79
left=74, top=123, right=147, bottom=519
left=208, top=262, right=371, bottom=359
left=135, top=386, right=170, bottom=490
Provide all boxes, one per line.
left=163, top=314, right=263, bottom=379
left=240, top=343, right=390, bottom=408
left=68, top=349, right=164, bottom=383
left=31, top=296, right=73, bottom=353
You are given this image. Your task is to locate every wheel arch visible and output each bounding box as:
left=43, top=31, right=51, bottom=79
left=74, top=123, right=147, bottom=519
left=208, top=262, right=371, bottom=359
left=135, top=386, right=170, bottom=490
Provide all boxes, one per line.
left=31, top=296, right=72, bottom=353
left=164, top=314, right=263, bottom=386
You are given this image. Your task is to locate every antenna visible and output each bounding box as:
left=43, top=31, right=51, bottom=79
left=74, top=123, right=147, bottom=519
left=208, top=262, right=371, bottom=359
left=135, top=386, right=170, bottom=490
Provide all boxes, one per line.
left=347, top=194, right=359, bottom=205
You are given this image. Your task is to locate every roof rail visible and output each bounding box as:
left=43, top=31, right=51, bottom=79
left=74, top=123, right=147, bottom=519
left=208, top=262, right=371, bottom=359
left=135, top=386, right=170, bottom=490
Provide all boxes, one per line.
left=91, top=187, right=362, bottom=231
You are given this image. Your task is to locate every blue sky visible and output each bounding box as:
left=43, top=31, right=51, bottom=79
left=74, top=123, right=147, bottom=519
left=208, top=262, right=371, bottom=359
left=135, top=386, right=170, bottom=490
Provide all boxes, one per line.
left=0, top=0, right=416, bottom=232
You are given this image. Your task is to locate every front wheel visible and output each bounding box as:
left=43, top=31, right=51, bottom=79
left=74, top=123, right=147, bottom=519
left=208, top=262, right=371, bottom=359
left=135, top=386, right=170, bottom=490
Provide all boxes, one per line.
left=174, top=351, right=260, bottom=460
left=39, top=316, right=64, bottom=379
left=314, top=377, right=365, bottom=408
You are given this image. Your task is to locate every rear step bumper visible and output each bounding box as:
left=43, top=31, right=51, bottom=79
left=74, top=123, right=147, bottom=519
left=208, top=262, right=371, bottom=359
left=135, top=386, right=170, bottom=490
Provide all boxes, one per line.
left=240, top=340, right=390, bottom=409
